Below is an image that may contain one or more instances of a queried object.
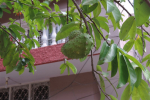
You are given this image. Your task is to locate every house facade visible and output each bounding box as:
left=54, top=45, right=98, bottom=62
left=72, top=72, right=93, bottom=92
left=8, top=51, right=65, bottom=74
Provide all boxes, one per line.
left=0, top=0, right=139, bottom=100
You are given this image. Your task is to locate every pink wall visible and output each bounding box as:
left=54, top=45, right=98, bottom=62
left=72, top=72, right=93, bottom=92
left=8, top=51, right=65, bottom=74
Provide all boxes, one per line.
left=50, top=72, right=100, bottom=100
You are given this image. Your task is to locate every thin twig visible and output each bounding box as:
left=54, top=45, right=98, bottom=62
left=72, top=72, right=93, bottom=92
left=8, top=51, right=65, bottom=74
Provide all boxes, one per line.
left=83, top=13, right=110, bottom=46
left=114, top=0, right=132, bottom=16
left=0, top=25, right=22, bottom=48
left=72, top=0, right=90, bottom=35
left=144, top=0, right=150, bottom=7
left=141, top=26, right=145, bottom=61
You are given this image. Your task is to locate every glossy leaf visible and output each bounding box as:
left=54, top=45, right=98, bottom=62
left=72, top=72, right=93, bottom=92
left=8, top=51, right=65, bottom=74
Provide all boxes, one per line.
left=96, top=65, right=102, bottom=72
left=134, top=0, right=150, bottom=26
left=97, top=41, right=110, bottom=65
left=123, top=40, right=134, bottom=52
left=135, top=68, right=142, bottom=87
left=66, top=61, right=77, bottom=74
left=56, top=21, right=80, bottom=41
left=134, top=37, right=143, bottom=56
left=91, top=23, right=101, bottom=50
left=137, top=80, right=150, bottom=100
left=121, top=85, right=131, bottom=100
left=60, top=63, right=67, bottom=74
left=142, top=54, right=150, bottom=63
left=9, top=24, right=25, bottom=33
left=104, top=44, right=117, bottom=62
left=93, top=2, right=101, bottom=17
left=124, top=56, right=137, bottom=90
left=132, top=87, right=140, bottom=100
left=117, top=55, right=128, bottom=88
left=109, top=95, right=117, bottom=100
left=82, top=0, right=100, bottom=5
left=106, top=1, right=115, bottom=13
left=111, top=55, right=118, bottom=77
left=99, top=75, right=105, bottom=100
left=119, top=16, right=135, bottom=40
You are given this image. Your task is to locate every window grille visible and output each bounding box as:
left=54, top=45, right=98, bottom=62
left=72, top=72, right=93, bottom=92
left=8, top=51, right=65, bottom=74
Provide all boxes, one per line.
left=31, top=82, right=50, bottom=100
left=0, top=88, right=9, bottom=100
left=11, top=85, right=29, bottom=100
left=0, top=81, right=49, bottom=100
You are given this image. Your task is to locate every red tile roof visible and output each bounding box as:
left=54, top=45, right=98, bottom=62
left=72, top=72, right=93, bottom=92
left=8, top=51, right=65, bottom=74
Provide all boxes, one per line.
left=0, top=43, right=67, bottom=72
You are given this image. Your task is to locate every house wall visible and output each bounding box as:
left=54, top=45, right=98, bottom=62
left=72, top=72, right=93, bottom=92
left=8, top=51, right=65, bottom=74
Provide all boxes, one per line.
left=50, top=72, right=100, bottom=100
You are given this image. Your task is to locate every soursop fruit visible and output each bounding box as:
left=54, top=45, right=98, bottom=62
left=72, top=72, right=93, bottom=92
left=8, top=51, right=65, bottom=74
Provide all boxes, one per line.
left=61, top=30, right=94, bottom=59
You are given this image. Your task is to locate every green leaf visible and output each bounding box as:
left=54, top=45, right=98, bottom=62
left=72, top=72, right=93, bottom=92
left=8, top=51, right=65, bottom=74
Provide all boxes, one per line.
left=96, top=16, right=108, bottom=23
left=135, top=68, right=142, bottom=87
left=79, top=56, right=87, bottom=62
left=109, top=95, right=118, bottom=100
left=33, top=39, right=40, bottom=47
left=107, top=1, right=121, bottom=22
left=6, top=2, right=12, bottom=9
left=123, top=40, right=135, bottom=52
left=6, top=65, right=14, bottom=74
left=117, top=55, right=128, bottom=88
left=132, top=87, right=140, bottom=100
left=19, top=67, right=25, bottom=75
left=91, top=24, right=101, bottom=50
left=9, top=24, right=25, bottom=33
left=67, top=66, right=70, bottom=75
left=83, top=3, right=98, bottom=14
left=127, top=20, right=136, bottom=39
left=3, top=46, right=16, bottom=67
left=104, top=44, right=117, bottom=62
left=2, top=8, right=11, bottom=14
left=121, top=85, right=131, bottom=100
left=125, top=54, right=145, bottom=71
left=93, top=2, right=101, bottom=17
left=82, top=0, right=100, bottom=5
left=99, top=75, right=105, bottom=100
left=112, top=5, right=121, bottom=23
left=124, top=56, right=137, bottom=91
left=60, top=63, right=67, bottom=74
left=54, top=4, right=60, bottom=12
left=102, top=71, right=109, bottom=77
left=68, top=0, right=74, bottom=6
left=0, top=8, right=3, bottom=18
left=96, top=65, right=102, bottom=72
left=107, top=13, right=117, bottom=30
left=106, top=1, right=115, bottom=13
left=137, top=80, right=150, bottom=100
left=66, top=61, right=77, bottom=74
left=97, top=41, right=110, bottom=65
left=134, top=37, right=143, bottom=56
left=142, top=54, right=150, bottom=62
left=119, top=16, right=135, bottom=40
left=134, top=0, right=150, bottom=26
left=107, top=62, right=111, bottom=71
left=111, top=55, right=118, bottom=77
left=56, top=21, right=80, bottom=41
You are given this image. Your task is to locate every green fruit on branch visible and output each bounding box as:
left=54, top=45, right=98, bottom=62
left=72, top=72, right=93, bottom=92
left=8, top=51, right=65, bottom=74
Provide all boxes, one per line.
left=61, top=30, right=94, bottom=59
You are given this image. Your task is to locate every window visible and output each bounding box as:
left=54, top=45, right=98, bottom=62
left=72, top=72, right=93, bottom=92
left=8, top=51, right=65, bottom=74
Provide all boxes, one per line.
left=12, top=85, right=28, bottom=100
left=31, top=82, right=49, bottom=100
left=0, top=81, right=49, bottom=100
left=0, top=88, right=9, bottom=100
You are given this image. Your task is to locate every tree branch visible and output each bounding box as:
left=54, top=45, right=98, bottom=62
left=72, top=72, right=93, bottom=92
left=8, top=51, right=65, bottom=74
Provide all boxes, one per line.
left=0, top=26, right=22, bottom=48
left=144, top=0, right=150, bottom=7
left=72, top=0, right=90, bottom=35
left=83, top=13, right=110, bottom=46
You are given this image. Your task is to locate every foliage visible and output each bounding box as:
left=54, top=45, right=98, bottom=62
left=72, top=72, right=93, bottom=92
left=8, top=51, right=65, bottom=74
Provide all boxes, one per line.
left=0, top=0, right=150, bottom=99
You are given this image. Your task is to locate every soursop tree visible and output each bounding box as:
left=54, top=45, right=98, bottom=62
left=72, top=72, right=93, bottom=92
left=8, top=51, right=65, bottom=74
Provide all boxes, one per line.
left=0, top=0, right=150, bottom=99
